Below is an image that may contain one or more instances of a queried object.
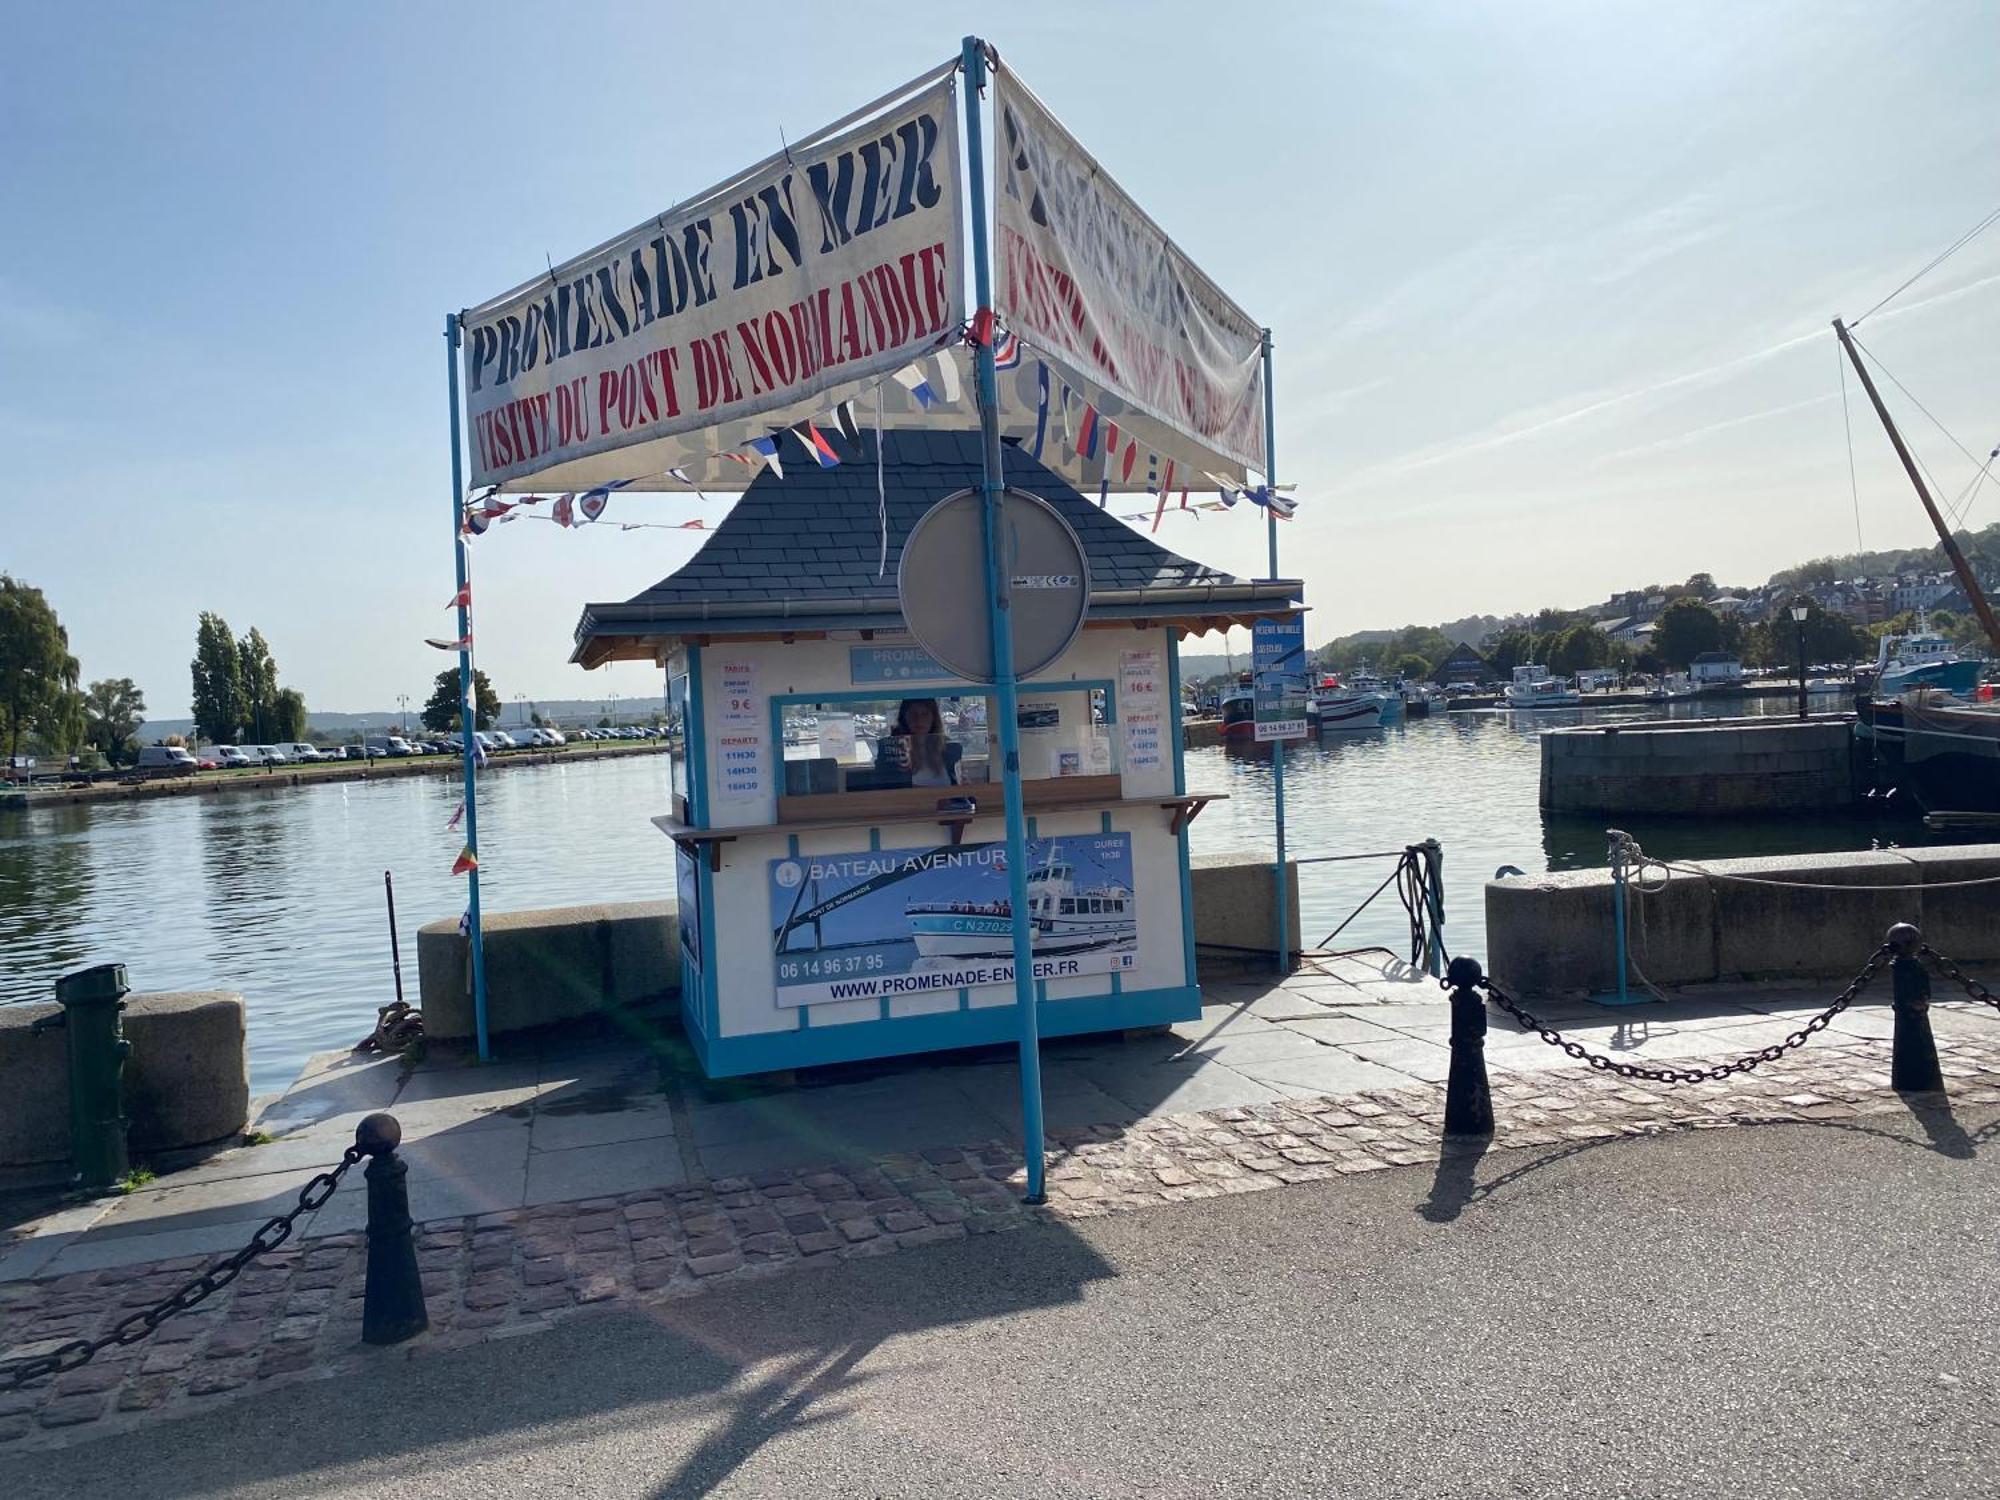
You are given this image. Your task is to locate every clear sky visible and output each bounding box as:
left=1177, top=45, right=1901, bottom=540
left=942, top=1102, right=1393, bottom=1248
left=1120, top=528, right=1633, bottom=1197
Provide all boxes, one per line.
left=5, top=1, right=1997, bottom=719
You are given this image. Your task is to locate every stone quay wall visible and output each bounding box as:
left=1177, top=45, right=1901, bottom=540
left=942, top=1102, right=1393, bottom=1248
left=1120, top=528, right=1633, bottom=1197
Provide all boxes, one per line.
left=0, top=992, right=249, bottom=1176
left=1539, top=717, right=1857, bottom=815
left=416, top=855, right=1298, bottom=1042
left=1486, top=843, right=2000, bottom=998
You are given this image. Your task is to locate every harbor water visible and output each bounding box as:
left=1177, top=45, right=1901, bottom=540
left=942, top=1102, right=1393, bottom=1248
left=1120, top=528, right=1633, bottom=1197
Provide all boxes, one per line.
left=1, top=700, right=1969, bottom=1095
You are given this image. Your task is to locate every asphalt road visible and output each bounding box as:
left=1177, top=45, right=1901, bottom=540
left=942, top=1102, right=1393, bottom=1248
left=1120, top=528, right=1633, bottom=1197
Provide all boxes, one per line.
left=10, top=1104, right=2000, bottom=1499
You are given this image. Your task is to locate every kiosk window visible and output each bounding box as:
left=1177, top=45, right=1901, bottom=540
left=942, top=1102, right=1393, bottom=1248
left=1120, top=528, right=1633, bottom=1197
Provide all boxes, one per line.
left=777, top=688, right=1114, bottom=800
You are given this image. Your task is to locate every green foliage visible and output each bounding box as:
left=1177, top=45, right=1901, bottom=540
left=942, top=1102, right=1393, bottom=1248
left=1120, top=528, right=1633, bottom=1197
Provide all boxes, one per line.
left=190, top=611, right=242, bottom=744
left=82, top=678, right=147, bottom=767
left=1486, top=628, right=1536, bottom=676
left=1548, top=624, right=1611, bottom=678
left=1652, top=598, right=1724, bottom=668
left=1391, top=653, right=1431, bottom=681
left=237, top=627, right=279, bottom=743
left=0, top=576, right=80, bottom=765
left=273, top=687, right=308, bottom=741
left=1767, top=521, right=2000, bottom=591
left=598, top=715, right=613, bottom=728
left=423, top=667, right=500, bottom=732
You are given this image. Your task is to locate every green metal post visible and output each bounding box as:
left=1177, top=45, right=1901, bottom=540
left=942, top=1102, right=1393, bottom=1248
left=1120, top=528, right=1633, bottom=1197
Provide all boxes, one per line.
left=53, top=964, right=132, bottom=1191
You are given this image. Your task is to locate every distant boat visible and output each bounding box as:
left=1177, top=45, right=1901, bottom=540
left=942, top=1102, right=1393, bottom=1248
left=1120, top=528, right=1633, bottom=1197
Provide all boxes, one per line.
left=1503, top=665, right=1582, bottom=708
left=1218, top=685, right=1258, bottom=740
left=1644, top=673, right=1699, bottom=702
left=1871, top=622, right=1983, bottom=698
left=1307, top=674, right=1388, bottom=731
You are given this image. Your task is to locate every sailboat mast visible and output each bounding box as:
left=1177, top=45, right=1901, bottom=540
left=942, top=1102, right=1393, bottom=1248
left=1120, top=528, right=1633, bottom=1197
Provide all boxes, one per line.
left=1832, top=317, right=2000, bottom=655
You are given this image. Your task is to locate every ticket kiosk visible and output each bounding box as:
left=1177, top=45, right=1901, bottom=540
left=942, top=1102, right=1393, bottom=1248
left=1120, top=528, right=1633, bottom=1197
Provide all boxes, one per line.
left=573, top=430, right=1303, bottom=1076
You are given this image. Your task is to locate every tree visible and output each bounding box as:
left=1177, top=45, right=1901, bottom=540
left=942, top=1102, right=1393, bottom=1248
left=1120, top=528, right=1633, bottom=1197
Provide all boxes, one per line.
left=82, top=678, right=147, bottom=767
left=273, top=687, right=308, bottom=742
left=1392, top=653, right=1431, bottom=681
left=1548, top=624, right=1611, bottom=678
left=422, top=667, right=499, bottom=732
left=1684, top=572, right=1717, bottom=600
left=1652, top=598, right=1724, bottom=668
left=191, top=612, right=242, bottom=744
left=0, top=576, right=80, bottom=766
left=1486, top=628, right=1537, bottom=676
left=237, top=627, right=279, bottom=743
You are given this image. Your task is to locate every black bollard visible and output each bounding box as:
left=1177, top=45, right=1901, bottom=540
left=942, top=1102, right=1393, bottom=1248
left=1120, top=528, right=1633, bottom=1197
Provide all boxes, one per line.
left=1443, top=956, right=1495, bottom=1137
left=355, top=1113, right=429, bottom=1346
left=1887, top=924, right=1944, bottom=1094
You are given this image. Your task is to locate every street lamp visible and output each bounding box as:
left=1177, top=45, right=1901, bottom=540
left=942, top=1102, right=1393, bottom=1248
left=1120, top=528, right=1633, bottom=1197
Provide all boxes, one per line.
left=397, top=693, right=409, bottom=734
left=1790, top=600, right=1810, bottom=720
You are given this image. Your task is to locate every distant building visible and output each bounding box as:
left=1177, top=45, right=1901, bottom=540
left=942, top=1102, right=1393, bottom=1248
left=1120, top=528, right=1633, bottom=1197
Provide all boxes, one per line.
left=1892, top=575, right=1957, bottom=614
left=1690, top=650, right=1743, bottom=684
left=1431, top=641, right=1494, bottom=687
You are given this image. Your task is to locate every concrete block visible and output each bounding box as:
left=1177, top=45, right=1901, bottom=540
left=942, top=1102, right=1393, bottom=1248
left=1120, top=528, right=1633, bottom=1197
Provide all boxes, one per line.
left=1705, top=850, right=1923, bottom=983
left=417, top=900, right=682, bottom=1042
left=125, top=992, right=249, bottom=1153
left=0, top=991, right=248, bottom=1172
left=1485, top=866, right=1717, bottom=999
left=1189, top=853, right=1301, bottom=956
left=1895, top=845, right=2000, bottom=964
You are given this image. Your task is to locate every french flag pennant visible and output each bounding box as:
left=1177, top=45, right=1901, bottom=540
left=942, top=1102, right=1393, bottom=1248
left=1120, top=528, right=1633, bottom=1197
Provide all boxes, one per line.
left=463, top=508, right=491, bottom=536
left=791, top=421, right=841, bottom=468
left=932, top=350, right=962, bottom=404
left=745, top=435, right=785, bottom=478
left=1075, top=403, right=1100, bottom=460
left=832, top=399, right=863, bottom=443
left=892, top=362, right=939, bottom=409
left=993, top=330, right=1020, bottom=369
left=480, top=497, right=514, bottom=518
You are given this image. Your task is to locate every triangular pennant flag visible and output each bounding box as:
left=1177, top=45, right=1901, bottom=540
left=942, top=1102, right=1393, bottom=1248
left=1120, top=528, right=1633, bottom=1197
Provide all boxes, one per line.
left=677, top=519, right=709, bottom=530
left=552, top=494, right=575, bottom=527
left=578, top=488, right=610, bottom=524
left=790, top=421, right=841, bottom=468
left=457, top=910, right=471, bottom=937
left=1031, top=363, right=1050, bottom=459
left=425, top=635, right=471, bottom=651
left=892, top=362, right=939, bottom=409
left=446, top=582, right=470, bottom=609
left=1149, top=487, right=1169, bottom=534
left=451, top=845, right=478, bottom=876
left=744, top=435, right=785, bottom=479
left=1074, top=403, right=1100, bottom=460
left=933, top=350, right=962, bottom=404
left=832, top=399, right=863, bottom=443
left=993, top=330, right=1020, bottom=370
left=445, top=802, right=465, bottom=831
left=464, top=508, right=491, bottom=536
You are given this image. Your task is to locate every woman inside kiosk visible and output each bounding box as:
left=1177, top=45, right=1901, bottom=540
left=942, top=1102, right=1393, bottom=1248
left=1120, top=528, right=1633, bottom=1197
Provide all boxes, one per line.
left=885, top=697, right=960, bottom=786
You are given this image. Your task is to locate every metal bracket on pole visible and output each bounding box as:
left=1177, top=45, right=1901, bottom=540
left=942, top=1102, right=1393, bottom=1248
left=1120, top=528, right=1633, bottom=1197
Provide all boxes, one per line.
left=444, top=313, right=490, bottom=1061
left=962, top=35, right=1046, bottom=1205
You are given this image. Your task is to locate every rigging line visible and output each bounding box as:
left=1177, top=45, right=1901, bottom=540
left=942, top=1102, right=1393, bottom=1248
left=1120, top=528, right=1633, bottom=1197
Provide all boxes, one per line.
left=1837, top=340, right=1865, bottom=551
left=1944, top=448, right=1999, bottom=529
left=1849, top=329, right=1994, bottom=485
left=1851, top=200, right=2000, bottom=327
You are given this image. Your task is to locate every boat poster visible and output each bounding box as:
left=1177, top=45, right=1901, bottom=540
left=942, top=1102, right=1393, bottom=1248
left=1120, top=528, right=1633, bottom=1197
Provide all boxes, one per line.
left=768, top=834, right=1138, bottom=1007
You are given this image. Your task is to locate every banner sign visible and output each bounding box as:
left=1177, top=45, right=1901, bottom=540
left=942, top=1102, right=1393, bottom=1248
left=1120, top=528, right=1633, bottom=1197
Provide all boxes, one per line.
left=994, top=72, right=1267, bottom=475
left=768, top=834, right=1138, bottom=1006
left=462, top=79, right=964, bottom=490
left=1252, top=616, right=1308, bottom=742
left=849, top=644, right=953, bottom=684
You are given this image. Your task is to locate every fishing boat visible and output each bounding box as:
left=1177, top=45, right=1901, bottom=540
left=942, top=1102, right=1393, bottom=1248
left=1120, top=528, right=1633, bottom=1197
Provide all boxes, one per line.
left=1503, top=665, right=1582, bottom=708
left=1643, top=673, right=1699, bottom=703
left=1348, top=671, right=1405, bottom=721
left=1218, top=683, right=1257, bottom=740
left=905, top=859, right=1135, bottom=958
left=1870, top=621, right=1983, bottom=698
left=1307, top=674, right=1387, bottom=731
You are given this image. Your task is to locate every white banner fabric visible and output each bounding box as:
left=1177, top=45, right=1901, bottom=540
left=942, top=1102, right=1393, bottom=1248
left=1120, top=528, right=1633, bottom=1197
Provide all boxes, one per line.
left=461, top=79, right=964, bottom=491
left=993, top=71, right=1268, bottom=476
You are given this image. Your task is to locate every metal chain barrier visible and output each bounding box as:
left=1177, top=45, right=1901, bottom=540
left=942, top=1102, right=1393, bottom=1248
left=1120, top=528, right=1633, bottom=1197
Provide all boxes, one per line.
left=1923, top=947, right=2000, bottom=1014
left=0, top=1145, right=362, bottom=1393
left=1466, top=944, right=1891, bottom=1085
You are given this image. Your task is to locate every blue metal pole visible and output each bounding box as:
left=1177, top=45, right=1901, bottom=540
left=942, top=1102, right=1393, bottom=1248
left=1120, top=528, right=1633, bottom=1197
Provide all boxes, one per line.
left=1261, top=329, right=1290, bottom=972
left=962, top=36, right=1046, bottom=1205
left=1611, top=839, right=1630, bottom=1007
left=444, top=313, right=490, bottom=1061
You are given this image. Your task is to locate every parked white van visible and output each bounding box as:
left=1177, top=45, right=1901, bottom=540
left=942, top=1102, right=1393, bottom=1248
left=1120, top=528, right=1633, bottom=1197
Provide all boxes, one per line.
left=278, top=742, right=323, bottom=762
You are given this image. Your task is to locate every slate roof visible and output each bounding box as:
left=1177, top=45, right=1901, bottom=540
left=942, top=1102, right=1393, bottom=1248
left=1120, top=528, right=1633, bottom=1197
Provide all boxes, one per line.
left=574, top=428, right=1302, bottom=663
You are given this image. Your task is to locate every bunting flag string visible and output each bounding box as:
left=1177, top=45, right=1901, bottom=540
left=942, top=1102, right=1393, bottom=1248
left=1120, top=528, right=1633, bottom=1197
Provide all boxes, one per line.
left=932, top=350, right=962, bottom=404
left=891, top=361, right=939, bottom=409
left=451, top=845, right=478, bottom=877
left=552, top=494, right=575, bottom=528
left=875, top=385, right=888, bottom=577
left=789, top=421, right=841, bottom=468
left=445, top=802, right=465, bottom=832
left=992, top=330, right=1020, bottom=370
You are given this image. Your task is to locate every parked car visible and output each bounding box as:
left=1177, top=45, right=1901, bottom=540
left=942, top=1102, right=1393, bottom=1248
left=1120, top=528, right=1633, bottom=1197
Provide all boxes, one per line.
left=364, top=736, right=414, bottom=757
left=256, top=746, right=290, bottom=767
left=135, top=745, right=198, bottom=778
left=490, top=731, right=518, bottom=750
left=341, top=745, right=365, bottom=760
left=213, top=745, right=254, bottom=768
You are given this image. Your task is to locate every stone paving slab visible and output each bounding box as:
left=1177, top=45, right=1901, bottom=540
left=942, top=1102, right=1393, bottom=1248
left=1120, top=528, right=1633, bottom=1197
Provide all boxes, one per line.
left=4, top=1021, right=2000, bottom=1451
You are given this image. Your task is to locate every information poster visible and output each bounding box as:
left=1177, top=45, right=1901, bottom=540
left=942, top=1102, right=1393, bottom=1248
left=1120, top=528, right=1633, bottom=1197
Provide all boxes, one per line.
left=768, top=834, right=1138, bottom=1006
left=1119, top=647, right=1164, bottom=774
left=675, top=842, right=701, bottom=971
left=1252, top=618, right=1308, bottom=742
left=717, top=733, right=765, bottom=803
left=719, top=660, right=759, bottom=730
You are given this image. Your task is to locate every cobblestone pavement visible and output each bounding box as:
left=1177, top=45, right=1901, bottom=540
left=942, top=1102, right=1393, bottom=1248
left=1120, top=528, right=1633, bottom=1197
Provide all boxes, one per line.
left=5, top=1014, right=1999, bottom=1452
